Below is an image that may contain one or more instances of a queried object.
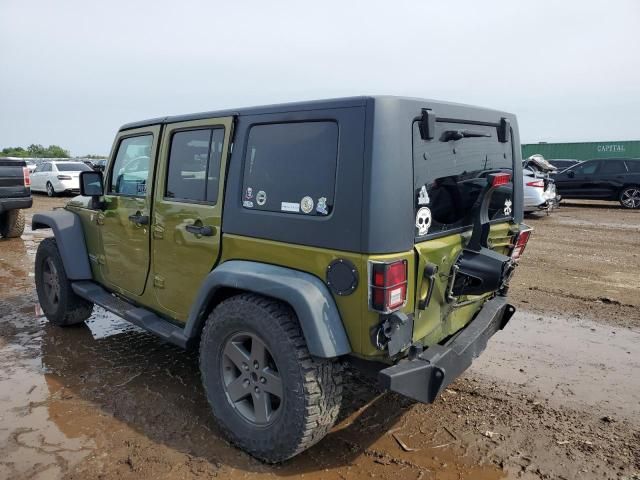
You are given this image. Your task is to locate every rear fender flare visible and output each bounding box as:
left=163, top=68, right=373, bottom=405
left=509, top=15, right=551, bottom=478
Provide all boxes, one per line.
left=185, top=260, right=352, bottom=358
left=32, top=210, right=92, bottom=280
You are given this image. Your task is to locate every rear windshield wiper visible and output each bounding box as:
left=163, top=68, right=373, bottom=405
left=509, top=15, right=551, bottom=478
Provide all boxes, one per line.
left=441, top=129, right=491, bottom=141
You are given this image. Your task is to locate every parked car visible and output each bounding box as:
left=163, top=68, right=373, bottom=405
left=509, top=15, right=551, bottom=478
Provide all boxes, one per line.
left=548, top=159, right=581, bottom=171
left=0, top=158, right=32, bottom=238
left=30, top=161, right=93, bottom=196
left=25, top=160, right=38, bottom=173
left=32, top=96, right=531, bottom=462
left=553, top=158, right=640, bottom=209
left=523, top=166, right=558, bottom=213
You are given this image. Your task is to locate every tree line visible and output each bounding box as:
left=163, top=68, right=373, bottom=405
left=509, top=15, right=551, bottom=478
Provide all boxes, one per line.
left=1, top=144, right=107, bottom=159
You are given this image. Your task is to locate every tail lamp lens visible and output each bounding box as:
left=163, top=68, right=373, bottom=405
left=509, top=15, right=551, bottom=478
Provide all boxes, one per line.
left=23, top=167, right=31, bottom=187
left=511, top=229, right=532, bottom=260
left=491, top=172, right=512, bottom=187
left=526, top=180, right=545, bottom=188
left=370, top=260, right=408, bottom=313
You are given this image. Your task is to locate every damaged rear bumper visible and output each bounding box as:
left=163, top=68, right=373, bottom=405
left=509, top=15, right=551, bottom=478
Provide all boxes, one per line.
left=378, top=296, right=515, bottom=403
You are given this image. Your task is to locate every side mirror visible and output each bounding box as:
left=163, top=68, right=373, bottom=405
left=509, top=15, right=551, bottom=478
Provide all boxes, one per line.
left=80, top=171, right=104, bottom=197
left=567, top=171, right=575, bottom=178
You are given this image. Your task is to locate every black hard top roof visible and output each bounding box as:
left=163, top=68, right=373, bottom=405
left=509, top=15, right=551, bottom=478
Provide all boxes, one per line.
left=119, top=95, right=512, bottom=131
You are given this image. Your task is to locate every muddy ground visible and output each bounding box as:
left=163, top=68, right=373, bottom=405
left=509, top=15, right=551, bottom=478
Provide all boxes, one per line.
left=0, top=195, right=638, bottom=480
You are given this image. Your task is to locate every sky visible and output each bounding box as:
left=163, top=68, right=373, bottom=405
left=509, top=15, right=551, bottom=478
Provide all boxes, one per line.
left=1, top=0, right=639, bottom=156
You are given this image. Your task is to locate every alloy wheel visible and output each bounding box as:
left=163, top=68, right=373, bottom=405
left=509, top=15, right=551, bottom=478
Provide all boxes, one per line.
left=621, top=187, right=640, bottom=209
left=221, top=332, right=283, bottom=425
left=42, top=257, right=61, bottom=307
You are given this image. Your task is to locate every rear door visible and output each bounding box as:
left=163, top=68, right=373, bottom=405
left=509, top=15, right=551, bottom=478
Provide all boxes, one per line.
left=100, top=126, right=159, bottom=296
left=596, top=160, right=628, bottom=199
left=150, top=117, right=233, bottom=321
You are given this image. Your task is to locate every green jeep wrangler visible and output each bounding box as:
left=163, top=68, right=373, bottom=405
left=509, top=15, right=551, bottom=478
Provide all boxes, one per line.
left=33, top=96, right=531, bottom=462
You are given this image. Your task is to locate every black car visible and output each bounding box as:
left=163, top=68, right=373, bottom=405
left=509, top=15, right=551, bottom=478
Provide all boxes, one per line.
left=552, top=158, right=640, bottom=208
left=548, top=159, right=581, bottom=171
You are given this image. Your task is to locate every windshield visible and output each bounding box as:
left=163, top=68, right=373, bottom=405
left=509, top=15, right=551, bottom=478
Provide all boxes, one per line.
left=56, top=162, right=92, bottom=172
left=413, top=121, right=514, bottom=238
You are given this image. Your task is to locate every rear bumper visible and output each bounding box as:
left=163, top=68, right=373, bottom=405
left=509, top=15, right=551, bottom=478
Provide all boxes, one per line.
left=0, top=196, right=32, bottom=213
left=378, top=296, right=515, bottom=403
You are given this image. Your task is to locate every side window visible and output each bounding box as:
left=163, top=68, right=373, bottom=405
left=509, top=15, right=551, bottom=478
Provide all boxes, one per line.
left=242, top=121, right=338, bottom=216
left=165, top=128, right=225, bottom=203
left=626, top=161, right=640, bottom=173
left=109, top=135, right=153, bottom=196
left=575, top=161, right=599, bottom=175
left=599, top=160, right=627, bottom=174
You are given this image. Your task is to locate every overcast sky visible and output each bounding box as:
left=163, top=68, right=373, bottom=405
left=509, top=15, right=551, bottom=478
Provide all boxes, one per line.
left=1, top=0, right=639, bottom=155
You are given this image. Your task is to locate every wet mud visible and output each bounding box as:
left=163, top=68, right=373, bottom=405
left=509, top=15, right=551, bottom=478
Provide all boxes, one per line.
left=0, top=196, right=638, bottom=479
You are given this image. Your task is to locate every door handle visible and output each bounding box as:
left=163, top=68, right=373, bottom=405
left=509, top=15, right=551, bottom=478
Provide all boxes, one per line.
left=128, top=212, right=149, bottom=226
left=185, top=224, right=215, bottom=236
left=418, top=263, right=439, bottom=310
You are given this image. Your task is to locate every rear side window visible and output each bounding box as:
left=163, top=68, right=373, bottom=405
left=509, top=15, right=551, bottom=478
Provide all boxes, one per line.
left=165, top=128, right=225, bottom=203
left=241, top=122, right=338, bottom=216
left=599, top=160, right=627, bottom=174
left=626, top=160, right=640, bottom=173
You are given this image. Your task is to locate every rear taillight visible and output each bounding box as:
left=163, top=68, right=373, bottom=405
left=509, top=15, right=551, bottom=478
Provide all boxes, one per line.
left=511, top=228, right=532, bottom=261
left=23, top=167, right=31, bottom=187
left=370, top=260, right=408, bottom=313
left=491, top=172, right=512, bottom=187
left=526, top=180, right=545, bottom=188
left=57, top=175, right=72, bottom=180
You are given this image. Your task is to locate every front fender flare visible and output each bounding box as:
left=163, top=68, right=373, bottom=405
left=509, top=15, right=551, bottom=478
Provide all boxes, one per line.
left=32, top=210, right=92, bottom=280
left=185, top=260, right=352, bottom=358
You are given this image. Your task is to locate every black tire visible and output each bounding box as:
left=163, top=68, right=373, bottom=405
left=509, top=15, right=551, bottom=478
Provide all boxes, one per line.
left=199, top=293, right=343, bottom=463
left=46, top=181, right=56, bottom=197
left=619, top=185, right=640, bottom=209
left=0, top=209, right=25, bottom=238
left=35, top=237, right=93, bottom=326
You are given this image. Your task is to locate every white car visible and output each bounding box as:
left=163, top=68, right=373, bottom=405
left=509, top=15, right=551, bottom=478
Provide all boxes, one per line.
left=30, top=161, right=93, bottom=196
left=523, top=167, right=558, bottom=213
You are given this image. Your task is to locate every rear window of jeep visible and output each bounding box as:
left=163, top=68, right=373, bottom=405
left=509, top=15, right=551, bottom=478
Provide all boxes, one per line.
left=241, top=121, right=338, bottom=216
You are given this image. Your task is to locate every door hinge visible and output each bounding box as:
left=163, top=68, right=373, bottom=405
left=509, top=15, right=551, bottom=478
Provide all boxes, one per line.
left=152, top=224, right=164, bottom=239
left=96, top=212, right=105, bottom=225
left=97, top=255, right=106, bottom=265
left=153, top=275, right=165, bottom=288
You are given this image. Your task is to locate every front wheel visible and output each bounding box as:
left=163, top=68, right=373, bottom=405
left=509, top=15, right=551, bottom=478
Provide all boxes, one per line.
left=35, top=237, right=93, bottom=325
left=0, top=209, right=25, bottom=238
left=46, top=182, right=56, bottom=197
left=619, top=186, right=640, bottom=209
left=199, top=294, right=343, bottom=463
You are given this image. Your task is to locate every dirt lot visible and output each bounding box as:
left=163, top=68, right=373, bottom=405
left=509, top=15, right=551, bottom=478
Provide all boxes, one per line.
left=0, top=195, right=638, bottom=480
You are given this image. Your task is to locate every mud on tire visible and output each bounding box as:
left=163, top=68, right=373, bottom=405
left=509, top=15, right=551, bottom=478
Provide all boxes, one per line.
left=35, top=237, right=93, bottom=326
left=199, top=293, right=343, bottom=463
left=0, top=209, right=26, bottom=238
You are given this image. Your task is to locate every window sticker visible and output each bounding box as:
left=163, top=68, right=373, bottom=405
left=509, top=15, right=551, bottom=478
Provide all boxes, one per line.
left=415, top=207, right=432, bottom=236
left=503, top=199, right=512, bottom=216
left=281, top=202, right=300, bottom=213
left=256, top=190, right=267, bottom=206
left=316, top=197, right=328, bottom=215
left=418, top=185, right=430, bottom=205
left=300, top=196, right=314, bottom=214
left=243, top=200, right=254, bottom=208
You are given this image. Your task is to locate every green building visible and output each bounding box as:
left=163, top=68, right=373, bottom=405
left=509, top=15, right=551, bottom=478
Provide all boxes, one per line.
left=522, top=141, right=640, bottom=161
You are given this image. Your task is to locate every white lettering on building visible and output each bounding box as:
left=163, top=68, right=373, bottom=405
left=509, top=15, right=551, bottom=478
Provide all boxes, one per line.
left=597, top=144, right=625, bottom=153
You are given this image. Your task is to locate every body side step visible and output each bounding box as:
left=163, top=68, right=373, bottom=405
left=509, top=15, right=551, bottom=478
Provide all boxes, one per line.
left=72, top=281, right=191, bottom=349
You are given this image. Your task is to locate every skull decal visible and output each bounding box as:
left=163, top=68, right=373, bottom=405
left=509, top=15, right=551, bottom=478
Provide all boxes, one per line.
left=415, top=207, right=432, bottom=236
left=504, top=199, right=513, bottom=216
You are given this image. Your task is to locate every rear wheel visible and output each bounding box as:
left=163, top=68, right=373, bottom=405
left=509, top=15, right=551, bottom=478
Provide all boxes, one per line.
left=619, top=186, right=640, bottom=209
left=46, top=182, right=56, bottom=197
left=35, top=237, right=93, bottom=325
left=199, top=293, right=343, bottom=463
left=0, top=209, right=25, bottom=238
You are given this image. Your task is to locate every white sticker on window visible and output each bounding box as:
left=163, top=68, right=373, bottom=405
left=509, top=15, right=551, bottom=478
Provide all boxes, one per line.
left=281, top=202, right=300, bottom=213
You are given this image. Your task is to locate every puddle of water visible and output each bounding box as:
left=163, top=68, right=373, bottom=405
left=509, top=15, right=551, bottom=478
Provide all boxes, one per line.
left=471, top=310, right=640, bottom=421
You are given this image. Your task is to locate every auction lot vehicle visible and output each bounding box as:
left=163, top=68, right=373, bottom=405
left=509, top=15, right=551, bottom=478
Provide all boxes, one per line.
left=32, top=97, right=530, bottom=462
left=0, top=158, right=32, bottom=238
left=553, top=158, right=640, bottom=209
left=548, top=158, right=581, bottom=171
left=30, top=160, right=93, bottom=196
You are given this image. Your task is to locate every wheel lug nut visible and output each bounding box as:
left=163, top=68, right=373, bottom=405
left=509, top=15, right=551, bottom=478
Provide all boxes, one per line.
left=253, top=361, right=259, bottom=369
left=260, top=377, right=266, bottom=384
left=243, top=379, right=250, bottom=388
left=254, top=387, right=260, bottom=394
left=242, top=363, right=249, bottom=371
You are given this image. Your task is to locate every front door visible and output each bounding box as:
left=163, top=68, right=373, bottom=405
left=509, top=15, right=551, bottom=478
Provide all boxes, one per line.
left=151, top=117, right=233, bottom=321
left=100, top=126, right=160, bottom=296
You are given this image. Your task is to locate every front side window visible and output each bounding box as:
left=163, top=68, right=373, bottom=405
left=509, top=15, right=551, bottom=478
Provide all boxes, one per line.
left=626, top=160, right=640, bottom=173
left=599, top=160, right=627, bottom=174
left=242, top=121, right=338, bottom=216
left=109, top=135, right=153, bottom=196
left=165, top=128, right=225, bottom=203
left=573, top=161, right=599, bottom=175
